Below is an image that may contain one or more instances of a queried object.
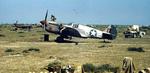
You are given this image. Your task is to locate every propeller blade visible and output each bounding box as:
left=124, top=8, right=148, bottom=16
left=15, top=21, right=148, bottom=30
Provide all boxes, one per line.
left=45, top=10, right=48, bottom=22
left=44, top=10, right=48, bottom=30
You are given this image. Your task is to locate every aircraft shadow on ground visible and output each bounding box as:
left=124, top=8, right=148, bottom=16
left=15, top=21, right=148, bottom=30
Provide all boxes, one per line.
left=45, top=39, right=111, bottom=44
left=46, top=40, right=79, bottom=44
left=55, top=40, right=78, bottom=43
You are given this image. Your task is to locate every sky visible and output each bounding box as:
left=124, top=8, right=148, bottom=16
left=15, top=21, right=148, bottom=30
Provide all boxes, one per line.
left=0, top=0, right=150, bottom=25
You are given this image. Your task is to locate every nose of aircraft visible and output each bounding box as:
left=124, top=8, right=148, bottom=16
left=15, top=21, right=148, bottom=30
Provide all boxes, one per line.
left=40, top=20, right=46, bottom=25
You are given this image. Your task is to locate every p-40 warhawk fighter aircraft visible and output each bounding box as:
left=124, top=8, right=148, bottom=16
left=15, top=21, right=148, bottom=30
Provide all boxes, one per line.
left=40, top=10, right=117, bottom=42
left=13, top=21, right=32, bottom=31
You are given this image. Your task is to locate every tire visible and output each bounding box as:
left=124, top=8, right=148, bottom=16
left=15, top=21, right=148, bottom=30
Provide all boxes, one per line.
left=56, top=36, right=64, bottom=42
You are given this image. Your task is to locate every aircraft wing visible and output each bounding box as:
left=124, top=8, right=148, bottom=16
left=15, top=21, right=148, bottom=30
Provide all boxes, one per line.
left=60, top=26, right=82, bottom=38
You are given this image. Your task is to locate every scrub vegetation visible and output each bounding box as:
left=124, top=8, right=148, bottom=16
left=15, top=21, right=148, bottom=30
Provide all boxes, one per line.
left=0, top=24, right=150, bottom=73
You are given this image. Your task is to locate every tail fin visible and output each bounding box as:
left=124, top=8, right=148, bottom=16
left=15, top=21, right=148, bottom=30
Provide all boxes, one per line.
left=15, top=21, right=18, bottom=24
left=109, top=25, right=117, bottom=39
left=104, top=25, right=117, bottom=40
left=14, top=20, right=18, bottom=26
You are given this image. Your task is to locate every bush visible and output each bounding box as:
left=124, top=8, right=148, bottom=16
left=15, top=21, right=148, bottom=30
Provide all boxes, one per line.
left=28, top=48, right=40, bottom=52
left=128, top=47, right=145, bottom=52
left=22, top=50, right=29, bottom=53
left=96, top=64, right=119, bottom=73
left=45, top=61, right=62, bottom=73
left=82, top=64, right=119, bottom=73
left=0, top=34, right=5, bottom=37
left=47, top=61, right=62, bottom=67
left=82, top=63, right=96, bottom=72
left=5, top=48, right=14, bottom=52
left=22, top=48, right=40, bottom=53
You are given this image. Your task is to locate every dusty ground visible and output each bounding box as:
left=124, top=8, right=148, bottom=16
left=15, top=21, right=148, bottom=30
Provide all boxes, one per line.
left=0, top=25, right=150, bottom=73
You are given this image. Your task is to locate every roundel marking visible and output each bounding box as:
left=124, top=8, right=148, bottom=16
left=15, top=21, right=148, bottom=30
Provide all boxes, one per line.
left=90, top=29, right=97, bottom=37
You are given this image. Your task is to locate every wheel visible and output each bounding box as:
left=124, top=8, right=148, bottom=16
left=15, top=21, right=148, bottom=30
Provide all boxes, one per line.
left=56, top=36, right=64, bottom=42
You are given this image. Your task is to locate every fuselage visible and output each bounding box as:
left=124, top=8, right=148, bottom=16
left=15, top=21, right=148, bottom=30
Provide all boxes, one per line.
left=64, top=24, right=104, bottom=38
left=45, top=22, right=106, bottom=39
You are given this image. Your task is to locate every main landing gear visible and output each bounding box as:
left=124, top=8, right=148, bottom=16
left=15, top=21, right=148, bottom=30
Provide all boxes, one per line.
left=56, top=36, right=64, bottom=42
left=55, top=36, right=78, bottom=45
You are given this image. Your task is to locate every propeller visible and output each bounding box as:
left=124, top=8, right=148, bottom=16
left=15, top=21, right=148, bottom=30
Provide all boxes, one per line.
left=44, top=10, right=48, bottom=30
left=40, top=10, right=48, bottom=31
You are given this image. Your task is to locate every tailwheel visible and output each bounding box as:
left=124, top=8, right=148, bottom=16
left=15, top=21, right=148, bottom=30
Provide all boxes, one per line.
left=56, top=36, right=64, bottom=42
